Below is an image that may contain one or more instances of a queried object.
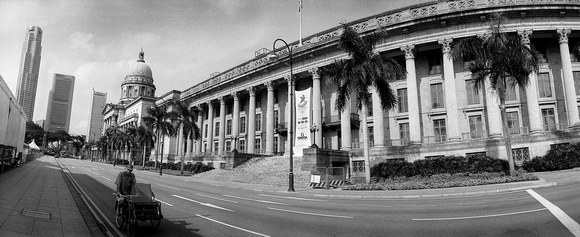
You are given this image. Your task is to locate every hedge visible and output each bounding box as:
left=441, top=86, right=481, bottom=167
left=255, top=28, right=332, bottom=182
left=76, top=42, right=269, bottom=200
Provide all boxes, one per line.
left=133, top=160, right=214, bottom=174
left=371, top=155, right=509, bottom=179
left=522, top=142, right=580, bottom=172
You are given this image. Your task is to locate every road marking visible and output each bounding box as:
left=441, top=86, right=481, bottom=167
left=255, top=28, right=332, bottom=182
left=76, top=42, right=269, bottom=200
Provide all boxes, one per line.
left=412, top=208, right=547, bottom=221
left=196, top=214, right=270, bottom=237
left=259, top=194, right=323, bottom=201
left=223, top=195, right=290, bottom=206
left=155, top=198, right=173, bottom=207
left=172, top=195, right=234, bottom=212
left=268, top=207, right=354, bottom=219
left=195, top=193, right=238, bottom=203
left=527, top=189, right=580, bottom=236
left=155, top=183, right=181, bottom=191
left=100, top=176, right=111, bottom=181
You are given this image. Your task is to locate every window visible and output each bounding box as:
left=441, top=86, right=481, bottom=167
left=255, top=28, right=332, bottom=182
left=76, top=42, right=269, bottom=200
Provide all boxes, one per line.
left=274, top=110, right=279, bottom=127
left=512, top=147, right=530, bottom=165
left=537, top=73, right=552, bottom=98
left=220, top=163, right=226, bottom=170
left=256, top=95, right=262, bottom=108
left=541, top=108, right=556, bottom=131
left=397, top=89, right=408, bottom=113
left=468, top=115, right=483, bottom=139
left=205, top=124, right=208, bottom=138
left=399, top=123, right=410, bottom=145
left=214, top=122, right=220, bottom=137
left=207, top=162, right=213, bottom=168
left=573, top=71, right=580, bottom=95
left=425, top=155, right=444, bottom=160
left=240, top=117, right=246, bottom=133
left=255, top=114, right=262, bottom=132
left=227, top=103, right=233, bottom=115
left=428, top=54, right=442, bottom=75
left=274, top=90, right=279, bottom=104
left=274, top=137, right=279, bottom=153
left=431, top=83, right=445, bottom=109
left=466, top=151, right=486, bottom=157
left=463, top=55, right=475, bottom=71
left=465, top=80, right=480, bottom=105
left=367, top=94, right=373, bottom=117
left=214, top=142, right=219, bottom=152
left=254, top=138, right=261, bottom=151
left=505, top=86, right=517, bottom=101
left=226, top=141, right=231, bottom=151
left=240, top=139, right=246, bottom=152
left=226, top=119, right=232, bottom=135
left=368, top=127, right=374, bottom=147
left=507, top=112, right=520, bottom=135
left=352, top=161, right=365, bottom=173
left=433, top=119, right=447, bottom=142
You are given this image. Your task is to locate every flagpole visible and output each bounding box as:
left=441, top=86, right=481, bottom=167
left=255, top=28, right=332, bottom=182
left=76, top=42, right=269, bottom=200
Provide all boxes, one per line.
left=299, top=0, right=303, bottom=46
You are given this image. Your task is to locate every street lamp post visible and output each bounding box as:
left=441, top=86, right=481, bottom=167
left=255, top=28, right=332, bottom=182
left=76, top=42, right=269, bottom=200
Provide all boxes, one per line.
left=310, top=124, right=319, bottom=148
left=268, top=39, right=295, bottom=192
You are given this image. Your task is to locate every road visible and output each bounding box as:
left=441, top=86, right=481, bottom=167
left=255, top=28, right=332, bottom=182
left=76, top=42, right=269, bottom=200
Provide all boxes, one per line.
left=57, top=158, right=580, bottom=237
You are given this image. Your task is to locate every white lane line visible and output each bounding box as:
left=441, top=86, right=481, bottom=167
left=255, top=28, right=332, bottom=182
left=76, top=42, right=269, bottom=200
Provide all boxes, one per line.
left=101, top=176, right=111, bottom=181
left=527, top=189, right=580, bottom=236
left=412, top=208, right=547, bottom=221
left=195, top=193, right=238, bottom=203
left=172, top=195, right=234, bottom=212
left=155, top=183, right=181, bottom=191
left=223, top=195, right=289, bottom=206
left=268, top=207, right=354, bottom=219
left=92, top=168, right=98, bottom=170
left=155, top=198, right=173, bottom=207
left=196, top=214, right=270, bottom=237
left=259, top=194, right=323, bottom=201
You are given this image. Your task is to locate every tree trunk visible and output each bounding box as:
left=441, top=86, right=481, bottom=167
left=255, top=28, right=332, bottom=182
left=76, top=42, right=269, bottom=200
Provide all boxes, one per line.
left=499, top=97, right=516, bottom=176
left=142, top=143, right=146, bottom=168
left=159, top=139, right=164, bottom=176
left=361, top=103, right=371, bottom=184
left=181, top=132, right=187, bottom=175
left=155, top=131, right=159, bottom=170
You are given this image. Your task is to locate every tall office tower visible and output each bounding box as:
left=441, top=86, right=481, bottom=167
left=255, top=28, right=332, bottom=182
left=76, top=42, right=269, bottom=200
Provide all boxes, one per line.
left=15, top=26, right=43, bottom=121
left=86, top=89, right=106, bottom=141
left=45, top=73, right=75, bottom=132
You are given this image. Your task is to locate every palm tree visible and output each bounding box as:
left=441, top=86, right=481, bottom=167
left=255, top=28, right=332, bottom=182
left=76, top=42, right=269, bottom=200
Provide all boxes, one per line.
left=98, top=135, right=108, bottom=162
left=451, top=13, right=541, bottom=176
left=121, top=126, right=139, bottom=164
left=320, top=23, right=406, bottom=184
left=105, top=126, right=121, bottom=166
left=136, top=125, right=155, bottom=168
left=143, top=103, right=177, bottom=176
left=172, top=99, right=202, bottom=174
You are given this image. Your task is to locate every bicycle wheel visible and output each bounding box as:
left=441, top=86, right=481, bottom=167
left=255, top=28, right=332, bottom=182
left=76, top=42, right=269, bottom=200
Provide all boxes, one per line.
left=127, top=203, right=138, bottom=237
left=150, top=205, right=161, bottom=229
left=114, top=201, right=125, bottom=229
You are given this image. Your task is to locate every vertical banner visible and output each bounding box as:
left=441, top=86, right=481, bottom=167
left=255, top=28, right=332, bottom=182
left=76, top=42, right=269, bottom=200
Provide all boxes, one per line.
left=294, top=88, right=311, bottom=156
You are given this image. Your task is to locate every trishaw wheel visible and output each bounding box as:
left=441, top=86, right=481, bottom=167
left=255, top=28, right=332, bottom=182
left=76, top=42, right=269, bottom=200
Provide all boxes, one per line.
left=127, top=207, right=137, bottom=237
left=150, top=219, right=161, bottom=229
left=114, top=202, right=124, bottom=229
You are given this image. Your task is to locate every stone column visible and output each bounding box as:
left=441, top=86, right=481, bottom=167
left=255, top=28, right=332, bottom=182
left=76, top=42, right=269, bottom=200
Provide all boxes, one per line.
left=485, top=80, right=503, bottom=138
left=196, top=105, right=203, bottom=154
left=371, top=87, right=385, bottom=148
left=518, top=30, right=543, bottom=134
left=557, top=29, right=580, bottom=128
left=439, top=38, right=460, bottom=141
left=265, top=81, right=275, bottom=154
left=231, top=91, right=240, bottom=151
left=247, top=87, right=256, bottom=153
left=401, top=45, right=422, bottom=144
left=218, top=96, right=226, bottom=155
left=310, top=67, right=323, bottom=147
left=206, top=100, right=214, bottom=153
left=340, top=99, right=352, bottom=150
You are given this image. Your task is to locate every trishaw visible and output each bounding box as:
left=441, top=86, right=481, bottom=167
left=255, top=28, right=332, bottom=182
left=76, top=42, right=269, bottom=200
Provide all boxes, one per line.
left=114, top=183, right=163, bottom=236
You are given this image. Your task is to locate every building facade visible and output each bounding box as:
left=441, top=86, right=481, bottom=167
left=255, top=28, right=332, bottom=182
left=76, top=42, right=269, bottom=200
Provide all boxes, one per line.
left=15, top=26, right=43, bottom=121
left=0, top=75, right=28, bottom=165
left=45, top=73, right=75, bottom=132
left=87, top=89, right=106, bottom=141
left=163, top=1, right=580, bottom=176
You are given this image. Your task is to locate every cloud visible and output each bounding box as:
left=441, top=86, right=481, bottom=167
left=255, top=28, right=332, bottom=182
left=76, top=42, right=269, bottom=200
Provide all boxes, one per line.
left=69, top=31, right=95, bottom=52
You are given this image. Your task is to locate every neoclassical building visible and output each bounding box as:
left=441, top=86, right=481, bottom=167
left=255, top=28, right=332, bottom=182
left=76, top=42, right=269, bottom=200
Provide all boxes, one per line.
left=162, top=0, right=580, bottom=178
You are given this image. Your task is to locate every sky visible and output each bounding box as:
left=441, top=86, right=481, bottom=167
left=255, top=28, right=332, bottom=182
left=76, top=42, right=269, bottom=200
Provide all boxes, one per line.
left=0, top=0, right=427, bottom=137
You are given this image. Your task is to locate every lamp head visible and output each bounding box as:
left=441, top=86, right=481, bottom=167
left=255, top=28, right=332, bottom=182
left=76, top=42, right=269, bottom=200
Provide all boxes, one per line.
left=267, top=52, right=279, bottom=61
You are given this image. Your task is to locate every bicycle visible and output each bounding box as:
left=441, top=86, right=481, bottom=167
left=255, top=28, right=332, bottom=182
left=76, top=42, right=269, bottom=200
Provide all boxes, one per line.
left=114, top=193, right=139, bottom=237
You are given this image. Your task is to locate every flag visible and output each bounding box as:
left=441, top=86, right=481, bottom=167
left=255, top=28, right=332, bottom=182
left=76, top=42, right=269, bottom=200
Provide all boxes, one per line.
left=299, top=0, right=302, bottom=12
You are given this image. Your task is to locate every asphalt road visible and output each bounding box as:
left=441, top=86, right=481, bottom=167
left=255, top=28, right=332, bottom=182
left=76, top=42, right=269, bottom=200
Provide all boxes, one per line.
left=57, top=158, right=580, bottom=237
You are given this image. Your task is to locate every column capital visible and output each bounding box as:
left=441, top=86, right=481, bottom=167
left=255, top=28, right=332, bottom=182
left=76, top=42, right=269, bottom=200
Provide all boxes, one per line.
left=264, top=80, right=275, bottom=91
left=517, top=29, right=532, bottom=45
left=218, top=96, right=225, bottom=104
left=308, top=67, right=320, bottom=80
left=557, top=29, right=571, bottom=44
left=438, top=38, right=453, bottom=54
left=400, top=45, right=415, bottom=59
left=231, top=91, right=239, bottom=100
left=284, top=75, right=295, bottom=85
left=247, top=86, right=256, bottom=96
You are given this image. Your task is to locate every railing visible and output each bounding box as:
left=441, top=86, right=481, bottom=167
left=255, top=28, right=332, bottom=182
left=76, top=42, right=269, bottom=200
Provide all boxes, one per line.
left=423, top=135, right=447, bottom=144
left=323, top=113, right=360, bottom=124
left=508, top=126, right=529, bottom=136
left=351, top=141, right=374, bottom=149
left=386, top=138, right=410, bottom=147
left=543, top=123, right=569, bottom=132
left=462, top=131, right=488, bottom=140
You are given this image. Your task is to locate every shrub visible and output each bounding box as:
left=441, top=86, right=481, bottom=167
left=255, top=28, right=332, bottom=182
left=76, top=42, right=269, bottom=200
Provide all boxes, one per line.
left=523, top=142, right=580, bottom=172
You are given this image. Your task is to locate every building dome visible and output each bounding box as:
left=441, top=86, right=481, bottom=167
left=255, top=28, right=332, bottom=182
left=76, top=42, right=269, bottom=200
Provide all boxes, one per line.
left=125, top=49, right=153, bottom=82
left=120, top=49, right=156, bottom=103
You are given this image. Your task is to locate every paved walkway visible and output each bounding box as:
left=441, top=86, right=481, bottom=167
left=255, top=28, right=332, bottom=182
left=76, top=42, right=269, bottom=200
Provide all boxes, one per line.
left=0, top=157, right=577, bottom=236
left=0, top=156, right=101, bottom=237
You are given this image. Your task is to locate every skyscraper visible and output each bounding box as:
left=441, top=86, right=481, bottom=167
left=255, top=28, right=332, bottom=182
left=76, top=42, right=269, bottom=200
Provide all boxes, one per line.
left=87, top=89, right=106, bottom=141
left=15, top=26, right=43, bottom=121
left=45, top=73, right=75, bottom=133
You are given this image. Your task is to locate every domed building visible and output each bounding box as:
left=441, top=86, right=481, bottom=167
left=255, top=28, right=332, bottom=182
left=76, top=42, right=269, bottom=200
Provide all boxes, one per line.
left=102, top=49, right=157, bottom=134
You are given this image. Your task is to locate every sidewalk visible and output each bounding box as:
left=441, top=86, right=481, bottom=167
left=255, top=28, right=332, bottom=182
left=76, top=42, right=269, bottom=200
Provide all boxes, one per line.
left=0, top=156, right=101, bottom=237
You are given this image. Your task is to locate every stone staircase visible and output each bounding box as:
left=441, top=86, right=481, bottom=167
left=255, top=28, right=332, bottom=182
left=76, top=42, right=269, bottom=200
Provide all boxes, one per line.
left=192, top=156, right=311, bottom=189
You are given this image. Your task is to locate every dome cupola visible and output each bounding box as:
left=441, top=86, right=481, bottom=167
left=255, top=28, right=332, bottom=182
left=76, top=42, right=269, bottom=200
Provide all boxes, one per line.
left=120, top=48, right=156, bottom=103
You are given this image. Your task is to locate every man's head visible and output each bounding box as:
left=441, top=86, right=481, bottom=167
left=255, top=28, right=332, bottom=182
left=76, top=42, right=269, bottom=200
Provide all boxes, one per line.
left=126, top=164, right=134, bottom=172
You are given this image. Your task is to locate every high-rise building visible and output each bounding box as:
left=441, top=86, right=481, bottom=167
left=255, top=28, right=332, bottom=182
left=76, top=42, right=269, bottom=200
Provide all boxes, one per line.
left=15, top=26, right=43, bottom=121
left=45, top=73, right=75, bottom=132
left=87, top=89, right=106, bottom=141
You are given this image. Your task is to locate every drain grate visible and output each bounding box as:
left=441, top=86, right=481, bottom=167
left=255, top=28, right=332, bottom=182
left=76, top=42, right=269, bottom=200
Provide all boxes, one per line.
left=21, top=209, right=51, bottom=220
